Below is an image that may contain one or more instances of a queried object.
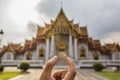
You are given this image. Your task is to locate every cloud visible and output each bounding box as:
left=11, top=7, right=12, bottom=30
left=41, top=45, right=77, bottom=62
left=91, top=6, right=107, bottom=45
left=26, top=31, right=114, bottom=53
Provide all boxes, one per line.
left=0, top=0, right=38, bottom=45
left=101, top=32, right=120, bottom=44
left=27, top=21, right=37, bottom=34
left=35, top=0, right=60, bottom=18
left=36, top=0, right=120, bottom=42
left=1, top=0, right=120, bottom=45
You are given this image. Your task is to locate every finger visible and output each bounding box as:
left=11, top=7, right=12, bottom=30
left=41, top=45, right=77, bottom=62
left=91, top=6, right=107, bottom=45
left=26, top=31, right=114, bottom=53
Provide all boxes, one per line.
left=52, top=70, right=67, bottom=79
left=66, top=57, right=75, bottom=73
left=44, top=56, right=58, bottom=73
left=51, top=76, right=56, bottom=80
left=64, top=57, right=76, bottom=80
left=39, top=56, right=58, bottom=80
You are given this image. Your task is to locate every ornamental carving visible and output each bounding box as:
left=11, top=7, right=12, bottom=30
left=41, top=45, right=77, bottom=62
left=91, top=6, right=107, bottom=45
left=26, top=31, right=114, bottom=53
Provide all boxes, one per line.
left=80, top=46, right=86, bottom=60
left=93, top=51, right=99, bottom=60
left=39, top=47, right=45, bottom=59
left=53, top=27, right=70, bottom=35
left=57, top=40, right=67, bottom=52
left=26, top=52, right=32, bottom=60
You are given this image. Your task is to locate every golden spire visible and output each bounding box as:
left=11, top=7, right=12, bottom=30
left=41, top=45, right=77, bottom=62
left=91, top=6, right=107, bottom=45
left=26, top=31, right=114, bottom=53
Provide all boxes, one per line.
left=56, top=6, right=67, bottom=20
left=60, top=0, right=63, bottom=7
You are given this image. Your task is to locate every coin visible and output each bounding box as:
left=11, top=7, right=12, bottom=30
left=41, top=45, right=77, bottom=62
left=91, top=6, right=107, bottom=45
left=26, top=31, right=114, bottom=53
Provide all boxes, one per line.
left=57, top=52, right=67, bottom=61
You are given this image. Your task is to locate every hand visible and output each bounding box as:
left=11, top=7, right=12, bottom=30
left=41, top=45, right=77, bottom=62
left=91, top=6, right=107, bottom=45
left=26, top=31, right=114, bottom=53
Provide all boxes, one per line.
left=39, top=56, right=76, bottom=80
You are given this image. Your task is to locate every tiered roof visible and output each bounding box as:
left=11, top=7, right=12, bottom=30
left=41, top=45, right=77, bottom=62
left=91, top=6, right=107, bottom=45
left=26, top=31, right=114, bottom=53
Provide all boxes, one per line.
left=0, top=43, right=25, bottom=57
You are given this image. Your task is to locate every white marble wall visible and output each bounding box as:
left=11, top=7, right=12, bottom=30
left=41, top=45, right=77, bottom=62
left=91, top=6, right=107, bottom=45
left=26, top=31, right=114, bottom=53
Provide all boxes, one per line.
left=15, top=54, right=24, bottom=60
left=31, top=50, right=37, bottom=60
left=112, top=52, right=120, bottom=60
left=101, top=54, right=110, bottom=60
left=88, top=51, right=94, bottom=60
left=2, top=52, right=14, bottom=60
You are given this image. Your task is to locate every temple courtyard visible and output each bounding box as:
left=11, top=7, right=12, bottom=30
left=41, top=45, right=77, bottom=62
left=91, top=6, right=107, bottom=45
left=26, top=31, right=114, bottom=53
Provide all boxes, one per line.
left=0, top=67, right=105, bottom=80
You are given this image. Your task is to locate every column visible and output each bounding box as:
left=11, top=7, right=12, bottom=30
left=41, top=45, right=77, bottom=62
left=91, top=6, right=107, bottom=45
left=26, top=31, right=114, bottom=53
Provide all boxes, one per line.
left=69, top=34, right=73, bottom=59
left=112, top=54, right=115, bottom=60
left=74, top=38, right=78, bottom=62
left=45, top=38, right=50, bottom=62
left=84, top=43, right=89, bottom=60
left=50, top=35, right=55, bottom=58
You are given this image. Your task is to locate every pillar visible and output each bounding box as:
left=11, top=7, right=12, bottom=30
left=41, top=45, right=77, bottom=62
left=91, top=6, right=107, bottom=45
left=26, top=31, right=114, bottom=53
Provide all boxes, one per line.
left=69, top=34, right=73, bottom=59
left=45, top=38, right=50, bottom=62
left=86, top=44, right=89, bottom=60
left=74, top=38, right=78, bottom=62
left=50, top=35, right=55, bottom=58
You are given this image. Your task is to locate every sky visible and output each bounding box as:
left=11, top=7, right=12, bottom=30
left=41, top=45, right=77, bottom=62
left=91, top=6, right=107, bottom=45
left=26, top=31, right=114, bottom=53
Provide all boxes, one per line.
left=0, top=0, right=120, bottom=46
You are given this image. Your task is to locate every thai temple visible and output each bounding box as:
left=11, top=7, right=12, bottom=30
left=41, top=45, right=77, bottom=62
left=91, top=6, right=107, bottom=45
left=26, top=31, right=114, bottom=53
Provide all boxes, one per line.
left=0, top=7, right=120, bottom=68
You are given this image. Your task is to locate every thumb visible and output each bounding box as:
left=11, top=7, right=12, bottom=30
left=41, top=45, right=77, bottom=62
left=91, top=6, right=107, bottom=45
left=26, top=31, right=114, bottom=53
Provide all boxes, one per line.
left=44, top=56, right=58, bottom=74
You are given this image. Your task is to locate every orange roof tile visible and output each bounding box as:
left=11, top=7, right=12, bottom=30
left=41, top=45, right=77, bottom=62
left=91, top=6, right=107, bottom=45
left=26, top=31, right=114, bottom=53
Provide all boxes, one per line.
left=93, top=40, right=101, bottom=45
left=80, top=27, right=88, bottom=36
left=105, top=43, right=115, bottom=50
left=25, top=40, right=32, bottom=46
left=37, top=27, right=45, bottom=36
left=88, top=38, right=93, bottom=43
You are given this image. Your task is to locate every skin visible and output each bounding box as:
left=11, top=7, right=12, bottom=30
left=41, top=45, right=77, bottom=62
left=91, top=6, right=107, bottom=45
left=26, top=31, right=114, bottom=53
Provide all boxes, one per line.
left=39, top=56, right=76, bottom=80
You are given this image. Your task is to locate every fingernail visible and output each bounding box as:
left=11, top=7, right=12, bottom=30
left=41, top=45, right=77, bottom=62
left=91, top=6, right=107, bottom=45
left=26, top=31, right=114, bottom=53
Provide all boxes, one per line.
left=49, top=56, right=58, bottom=61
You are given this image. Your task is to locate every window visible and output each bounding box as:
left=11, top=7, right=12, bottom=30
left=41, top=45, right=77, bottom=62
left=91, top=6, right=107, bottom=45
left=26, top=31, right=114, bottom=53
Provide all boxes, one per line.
left=26, top=52, right=32, bottom=60
left=39, top=48, right=45, bottom=59
left=57, top=41, right=67, bottom=52
left=80, top=47, right=86, bottom=60
left=93, top=51, right=99, bottom=60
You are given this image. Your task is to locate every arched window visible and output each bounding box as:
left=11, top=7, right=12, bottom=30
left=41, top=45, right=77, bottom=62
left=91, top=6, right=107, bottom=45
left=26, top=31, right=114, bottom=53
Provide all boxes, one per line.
left=57, top=41, right=67, bottom=52
left=26, top=52, right=32, bottom=60
left=39, top=48, right=45, bottom=59
left=93, top=51, right=99, bottom=60
left=80, top=47, right=86, bottom=60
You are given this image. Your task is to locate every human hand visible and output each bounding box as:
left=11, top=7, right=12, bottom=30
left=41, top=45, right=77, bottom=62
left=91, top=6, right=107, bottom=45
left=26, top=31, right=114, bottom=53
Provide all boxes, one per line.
left=39, top=56, right=76, bottom=80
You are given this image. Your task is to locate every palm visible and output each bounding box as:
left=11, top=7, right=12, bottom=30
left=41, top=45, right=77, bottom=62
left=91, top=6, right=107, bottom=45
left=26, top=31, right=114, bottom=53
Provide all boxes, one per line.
left=52, top=70, right=75, bottom=80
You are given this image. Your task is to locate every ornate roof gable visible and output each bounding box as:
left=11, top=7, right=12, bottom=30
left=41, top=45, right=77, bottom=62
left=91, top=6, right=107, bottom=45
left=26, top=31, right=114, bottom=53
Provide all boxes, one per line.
left=52, top=7, right=71, bottom=28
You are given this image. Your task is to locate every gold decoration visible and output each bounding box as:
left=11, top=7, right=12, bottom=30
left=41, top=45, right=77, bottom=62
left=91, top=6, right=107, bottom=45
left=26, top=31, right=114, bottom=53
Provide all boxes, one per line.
left=42, top=8, right=81, bottom=39
left=93, top=51, right=99, bottom=60
left=39, top=47, right=45, bottom=59
left=26, top=52, right=32, bottom=60
left=57, top=40, right=67, bottom=52
left=80, top=46, right=86, bottom=60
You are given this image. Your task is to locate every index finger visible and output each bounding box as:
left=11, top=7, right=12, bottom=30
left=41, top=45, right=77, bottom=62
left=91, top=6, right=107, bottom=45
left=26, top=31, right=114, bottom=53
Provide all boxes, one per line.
left=44, top=56, right=58, bottom=73
left=66, top=57, right=75, bottom=73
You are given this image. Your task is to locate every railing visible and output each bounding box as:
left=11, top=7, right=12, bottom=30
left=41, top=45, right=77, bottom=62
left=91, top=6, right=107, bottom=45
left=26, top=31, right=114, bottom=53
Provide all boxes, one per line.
left=79, top=60, right=120, bottom=67
left=1, top=60, right=120, bottom=68
left=1, top=60, right=44, bottom=67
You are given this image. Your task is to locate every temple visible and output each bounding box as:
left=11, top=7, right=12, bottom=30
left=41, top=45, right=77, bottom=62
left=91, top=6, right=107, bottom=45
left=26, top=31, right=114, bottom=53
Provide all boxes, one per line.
left=0, top=7, right=120, bottom=68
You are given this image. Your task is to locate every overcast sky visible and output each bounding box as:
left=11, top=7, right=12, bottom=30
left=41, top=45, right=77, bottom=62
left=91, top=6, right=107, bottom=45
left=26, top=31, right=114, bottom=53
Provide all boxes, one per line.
left=0, top=0, right=120, bottom=46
